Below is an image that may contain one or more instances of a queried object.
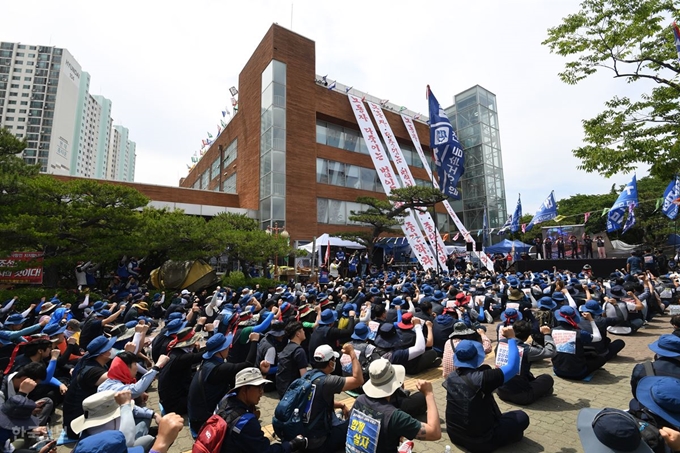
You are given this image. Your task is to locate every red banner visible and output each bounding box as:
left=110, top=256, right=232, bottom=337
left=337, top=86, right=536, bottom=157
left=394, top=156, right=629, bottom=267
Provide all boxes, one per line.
left=0, top=252, right=44, bottom=285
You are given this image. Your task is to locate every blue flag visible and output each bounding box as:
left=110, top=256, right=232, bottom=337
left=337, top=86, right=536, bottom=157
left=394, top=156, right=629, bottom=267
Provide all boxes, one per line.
left=525, top=191, right=558, bottom=231
left=607, top=175, right=638, bottom=232
left=428, top=86, right=463, bottom=199
left=662, top=177, right=680, bottom=220
left=498, top=215, right=512, bottom=234
left=622, top=204, right=637, bottom=234
left=483, top=206, right=489, bottom=246
left=510, top=195, right=522, bottom=233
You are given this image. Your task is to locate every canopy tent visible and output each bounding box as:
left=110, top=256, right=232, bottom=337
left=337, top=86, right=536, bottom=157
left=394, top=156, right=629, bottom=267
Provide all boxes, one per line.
left=298, top=233, right=365, bottom=267
left=483, top=239, right=532, bottom=255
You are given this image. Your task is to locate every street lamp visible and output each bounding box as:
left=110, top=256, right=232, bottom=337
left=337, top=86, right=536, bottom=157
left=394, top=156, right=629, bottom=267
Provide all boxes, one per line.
left=266, top=222, right=289, bottom=280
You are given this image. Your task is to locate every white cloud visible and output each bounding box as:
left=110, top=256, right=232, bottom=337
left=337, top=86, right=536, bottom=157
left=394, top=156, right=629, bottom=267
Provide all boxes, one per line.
left=2, top=0, right=652, bottom=213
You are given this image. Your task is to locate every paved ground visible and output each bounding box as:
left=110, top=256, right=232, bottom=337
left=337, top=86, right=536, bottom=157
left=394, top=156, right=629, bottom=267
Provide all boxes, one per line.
left=57, top=315, right=673, bottom=453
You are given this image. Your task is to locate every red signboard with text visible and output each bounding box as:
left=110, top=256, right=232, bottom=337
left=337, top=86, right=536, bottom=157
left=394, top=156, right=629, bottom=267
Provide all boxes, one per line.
left=0, top=252, right=44, bottom=285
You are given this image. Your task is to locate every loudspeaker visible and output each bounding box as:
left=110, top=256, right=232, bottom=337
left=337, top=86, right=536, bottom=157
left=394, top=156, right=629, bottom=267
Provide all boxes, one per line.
left=466, top=242, right=474, bottom=252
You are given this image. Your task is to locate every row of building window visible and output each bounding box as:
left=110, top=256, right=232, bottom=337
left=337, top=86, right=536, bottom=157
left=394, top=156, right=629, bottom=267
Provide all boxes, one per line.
left=191, top=138, right=238, bottom=191
left=316, top=120, right=434, bottom=169
left=316, top=158, right=432, bottom=193
left=317, top=198, right=369, bottom=226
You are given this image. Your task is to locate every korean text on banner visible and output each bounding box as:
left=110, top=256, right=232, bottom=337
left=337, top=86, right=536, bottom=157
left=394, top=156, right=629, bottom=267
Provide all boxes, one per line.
left=428, top=86, right=463, bottom=199
left=0, top=252, right=44, bottom=285
left=366, top=101, right=448, bottom=272
left=347, top=95, right=436, bottom=270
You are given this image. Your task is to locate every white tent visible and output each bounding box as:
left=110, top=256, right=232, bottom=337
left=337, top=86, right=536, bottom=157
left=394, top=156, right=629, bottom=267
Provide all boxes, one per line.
left=298, top=233, right=365, bottom=266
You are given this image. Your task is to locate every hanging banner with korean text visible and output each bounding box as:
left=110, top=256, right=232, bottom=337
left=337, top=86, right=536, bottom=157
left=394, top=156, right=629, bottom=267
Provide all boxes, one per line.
left=0, top=252, right=44, bottom=285
left=366, top=101, right=448, bottom=272
left=348, top=95, right=436, bottom=270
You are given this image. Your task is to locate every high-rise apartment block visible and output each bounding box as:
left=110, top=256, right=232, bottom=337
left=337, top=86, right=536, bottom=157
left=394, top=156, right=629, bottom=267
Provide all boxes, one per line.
left=0, top=41, right=135, bottom=181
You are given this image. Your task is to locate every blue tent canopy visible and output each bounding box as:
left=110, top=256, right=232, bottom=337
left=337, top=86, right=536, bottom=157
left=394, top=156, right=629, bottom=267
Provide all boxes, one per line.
left=484, top=239, right=532, bottom=255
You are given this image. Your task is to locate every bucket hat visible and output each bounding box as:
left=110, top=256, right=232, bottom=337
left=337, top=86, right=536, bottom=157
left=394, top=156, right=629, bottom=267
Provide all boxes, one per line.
left=636, top=377, right=680, bottom=427
left=649, top=334, right=680, bottom=358
left=202, top=333, right=233, bottom=359
left=70, top=390, right=122, bottom=434
left=374, top=323, right=401, bottom=349
left=362, top=359, right=405, bottom=399
left=351, top=322, right=370, bottom=341
left=537, top=297, right=556, bottom=310
left=453, top=340, right=485, bottom=369
left=576, top=408, right=652, bottom=453
left=318, top=309, right=337, bottom=325
left=228, top=367, right=271, bottom=393
left=554, top=306, right=581, bottom=324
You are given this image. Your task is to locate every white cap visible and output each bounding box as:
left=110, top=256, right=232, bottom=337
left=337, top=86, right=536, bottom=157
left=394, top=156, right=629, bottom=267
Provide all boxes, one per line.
left=313, top=344, right=340, bottom=362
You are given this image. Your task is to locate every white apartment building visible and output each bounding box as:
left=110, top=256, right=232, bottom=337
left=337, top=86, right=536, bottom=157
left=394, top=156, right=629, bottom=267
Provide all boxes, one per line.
left=0, top=41, right=135, bottom=181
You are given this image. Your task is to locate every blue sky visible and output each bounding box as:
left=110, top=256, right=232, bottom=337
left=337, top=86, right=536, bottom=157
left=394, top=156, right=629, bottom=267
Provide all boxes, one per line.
left=3, top=0, right=650, bottom=213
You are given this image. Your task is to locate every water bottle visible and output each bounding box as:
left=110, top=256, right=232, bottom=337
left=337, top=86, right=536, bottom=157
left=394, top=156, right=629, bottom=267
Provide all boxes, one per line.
left=292, top=408, right=300, bottom=423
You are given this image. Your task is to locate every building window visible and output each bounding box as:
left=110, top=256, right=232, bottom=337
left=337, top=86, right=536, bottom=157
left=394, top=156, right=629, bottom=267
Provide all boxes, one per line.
left=210, top=157, right=220, bottom=180
left=201, top=170, right=209, bottom=189
left=13, top=68, right=20, bottom=73
left=223, top=173, right=237, bottom=194
left=223, top=138, right=237, bottom=167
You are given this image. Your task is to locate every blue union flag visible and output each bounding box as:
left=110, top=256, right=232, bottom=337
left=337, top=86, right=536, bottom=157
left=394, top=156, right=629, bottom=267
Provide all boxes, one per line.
left=428, top=86, right=463, bottom=199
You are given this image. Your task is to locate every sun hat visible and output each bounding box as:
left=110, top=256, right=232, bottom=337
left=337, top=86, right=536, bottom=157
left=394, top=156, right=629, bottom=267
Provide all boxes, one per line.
left=132, top=302, right=148, bottom=312
left=579, top=300, right=604, bottom=315
left=454, top=292, right=471, bottom=306
left=297, top=304, right=314, bottom=319
left=229, top=367, right=272, bottom=393
left=73, top=430, right=143, bottom=453
left=608, top=285, right=627, bottom=299
left=397, top=312, right=414, bottom=330
left=313, top=344, right=340, bottom=362
left=362, top=359, right=406, bottom=399
left=554, top=306, right=582, bottom=324
left=39, top=301, right=60, bottom=316
left=636, top=377, right=680, bottom=427
left=351, top=322, right=370, bottom=341
left=433, top=290, right=445, bottom=301
left=4, top=313, right=26, bottom=326
left=318, top=309, right=337, bottom=325
left=391, top=297, right=405, bottom=307
left=649, top=334, right=680, bottom=358
left=87, top=335, right=117, bottom=358
left=0, top=395, right=39, bottom=430
left=95, top=309, right=112, bottom=318
left=551, top=292, right=566, bottom=303
left=167, top=312, right=184, bottom=321
left=164, top=319, right=187, bottom=337
left=577, top=408, right=652, bottom=453
left=500, top=308, right=523, bottom=323
left=181, top=289, right=190, bottom=295
left=507, top=288, right=525, bottom=301
left=70, top=390, right=122, bottom=434
left=92, top=301, right=106, bottom=312
left=537, top=297, right=557, bottom=310
left=449, top=322, right=475, bottom=338
left=453, top=340, right=485, bottom=369
left=202, top=333, right=233, bottom=359
left=42, top=323, right=67, bottom=337
left=374, top=323, right=402, bottom=349
left=342, top=303, right=357, bottom=317
left=172, top=327, right=201, bottom=349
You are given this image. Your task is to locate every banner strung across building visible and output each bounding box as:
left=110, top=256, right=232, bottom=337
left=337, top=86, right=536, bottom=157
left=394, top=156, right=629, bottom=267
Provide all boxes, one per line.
left=0, top=252, right=44, bottom=285
left=347, top=94, right=436, bottom=271
left=366, top=101, right=448, bottom=272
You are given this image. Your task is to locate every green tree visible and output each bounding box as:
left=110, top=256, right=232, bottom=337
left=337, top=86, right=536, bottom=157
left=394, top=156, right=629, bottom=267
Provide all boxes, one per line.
left=543, top=0, right=680, bottom=179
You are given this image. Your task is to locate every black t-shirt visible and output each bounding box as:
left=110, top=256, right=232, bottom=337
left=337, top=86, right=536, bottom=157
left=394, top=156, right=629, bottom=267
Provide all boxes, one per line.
left=276, top=342, right=308, bottom=398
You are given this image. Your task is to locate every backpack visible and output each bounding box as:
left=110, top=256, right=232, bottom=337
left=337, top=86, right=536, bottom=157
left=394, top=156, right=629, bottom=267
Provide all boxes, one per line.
left=192, top=406, right=252, bottom=453
left=627, top=405, right=667, bottom=453
left=272, top=369, right=326, bottom=441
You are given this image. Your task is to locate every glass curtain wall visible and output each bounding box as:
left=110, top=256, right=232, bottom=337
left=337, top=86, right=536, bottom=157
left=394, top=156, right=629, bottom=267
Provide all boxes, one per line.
left=260, top=60, right=286, bottom=230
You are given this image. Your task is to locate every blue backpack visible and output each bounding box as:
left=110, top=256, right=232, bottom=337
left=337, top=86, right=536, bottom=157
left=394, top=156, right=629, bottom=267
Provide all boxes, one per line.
left=272, top=369, right=327, bottom=440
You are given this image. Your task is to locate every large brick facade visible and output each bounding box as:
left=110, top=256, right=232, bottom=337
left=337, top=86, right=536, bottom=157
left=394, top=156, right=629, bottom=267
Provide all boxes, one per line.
left=179, top=24, right=438, bottom=244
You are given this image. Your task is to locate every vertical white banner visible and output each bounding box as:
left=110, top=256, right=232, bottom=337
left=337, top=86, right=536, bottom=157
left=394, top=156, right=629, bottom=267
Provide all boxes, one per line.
left=401, top=115, right=495, bottom=272
left=366, top=102, right=448, bottom=272
left=347, top=95, right=437, bottom=271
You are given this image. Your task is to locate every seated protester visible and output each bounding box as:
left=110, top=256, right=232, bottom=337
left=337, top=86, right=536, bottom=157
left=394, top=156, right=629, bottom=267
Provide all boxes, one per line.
left=496, top=308, right=522, bottom=340
left=158, top=326, right=203, bottom=416
left=450, top=292, right=476, bottom=328
left=634, top=376, right=680, bottom=433
left=551, top=306, right=606, bottom=381
left=45, top=323, right=83, bottom=374
left=630, top=334, right=680, bottom=397
left=385, top=296, right=408, bottom=325
left=275, top=322, right=308, bottom=399
left=341, top=322, right=377, bottom=384
left=347, top=359, right=441, bottom=453
left=0, top=394, right=44, bottom=452
left=151, top=319, right=186, bottom=363
left=432, top=306, right=457, bottom=356
left=0, top=363, right=52, bottom=425
left=63, top=335, right=118, bottom=439
left=396, top=313, right=418, bottom=348
left=578, top=300, right=626, bottom=361
left=307, top=309, right=355, bottom=373
left=442, top=322, right=492, bottom=378
left=71, top=390, right=154, bottom=451
left=444, top=327, right=530, bottom=453
left=79, top=304, right=124, bottom=351
left=496, top=320, right=556, bottom=406
left=217, top=368, right=308, bottom=453
left=8, top=339, right=66, bottom=409
left=123, top=301, right=149, bottom=324
left=187, top=332, right=264, bottom=434
left=226, top=306, right=276, bottom=365
left=97, top=351, right=169, bottom=433
left=603, top=285, right=645, bottom=335
left=0, top=313, right=47, bottom=339
left=373, top=319, right=440, bottom=375
left=531, top=297, right=557, bottom=347
left=576, top=408, right=655, bottom=453
left=303, top=344, right=363, bottom=453
left=256, top=321, right=287, bottom=393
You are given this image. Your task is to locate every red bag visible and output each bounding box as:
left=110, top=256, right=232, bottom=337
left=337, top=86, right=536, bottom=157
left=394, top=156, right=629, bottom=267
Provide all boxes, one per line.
left=192, top=415, right=227, bottom=453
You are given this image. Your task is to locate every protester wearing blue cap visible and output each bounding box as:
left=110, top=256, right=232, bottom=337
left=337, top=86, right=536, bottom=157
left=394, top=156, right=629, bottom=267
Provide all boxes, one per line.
left=187, top=327, right=266, bottom=435
left=307, top=307, right=354, bottom=370
left=552, top=306, right=609, bottom=380
left=576, top=300, right=626, bottom=364
left=79, top=303, right=124, bottom=351
left=445, top=326, right=529, bottom=452
left=630, top=335, right=680, bottom=396
left=62, top=334, right=118, bottom=438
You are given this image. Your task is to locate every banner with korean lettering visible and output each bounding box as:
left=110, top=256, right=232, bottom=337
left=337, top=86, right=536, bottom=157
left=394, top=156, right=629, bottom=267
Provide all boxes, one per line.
left=401, top=115, right=494, bottom=272
left=348, top=94, right=436, bottom=270
left=0, top=252, right=44, bottom=284
left=366, top=101, right=448, bottom=272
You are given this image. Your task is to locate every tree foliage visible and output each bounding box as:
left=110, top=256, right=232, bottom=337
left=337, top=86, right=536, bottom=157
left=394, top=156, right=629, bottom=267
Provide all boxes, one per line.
left=543, top=0, right=680, bottom=179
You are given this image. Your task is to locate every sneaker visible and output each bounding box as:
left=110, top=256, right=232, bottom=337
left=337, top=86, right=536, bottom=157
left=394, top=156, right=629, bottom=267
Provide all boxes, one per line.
left=432, top=357, right=443, bottom=368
